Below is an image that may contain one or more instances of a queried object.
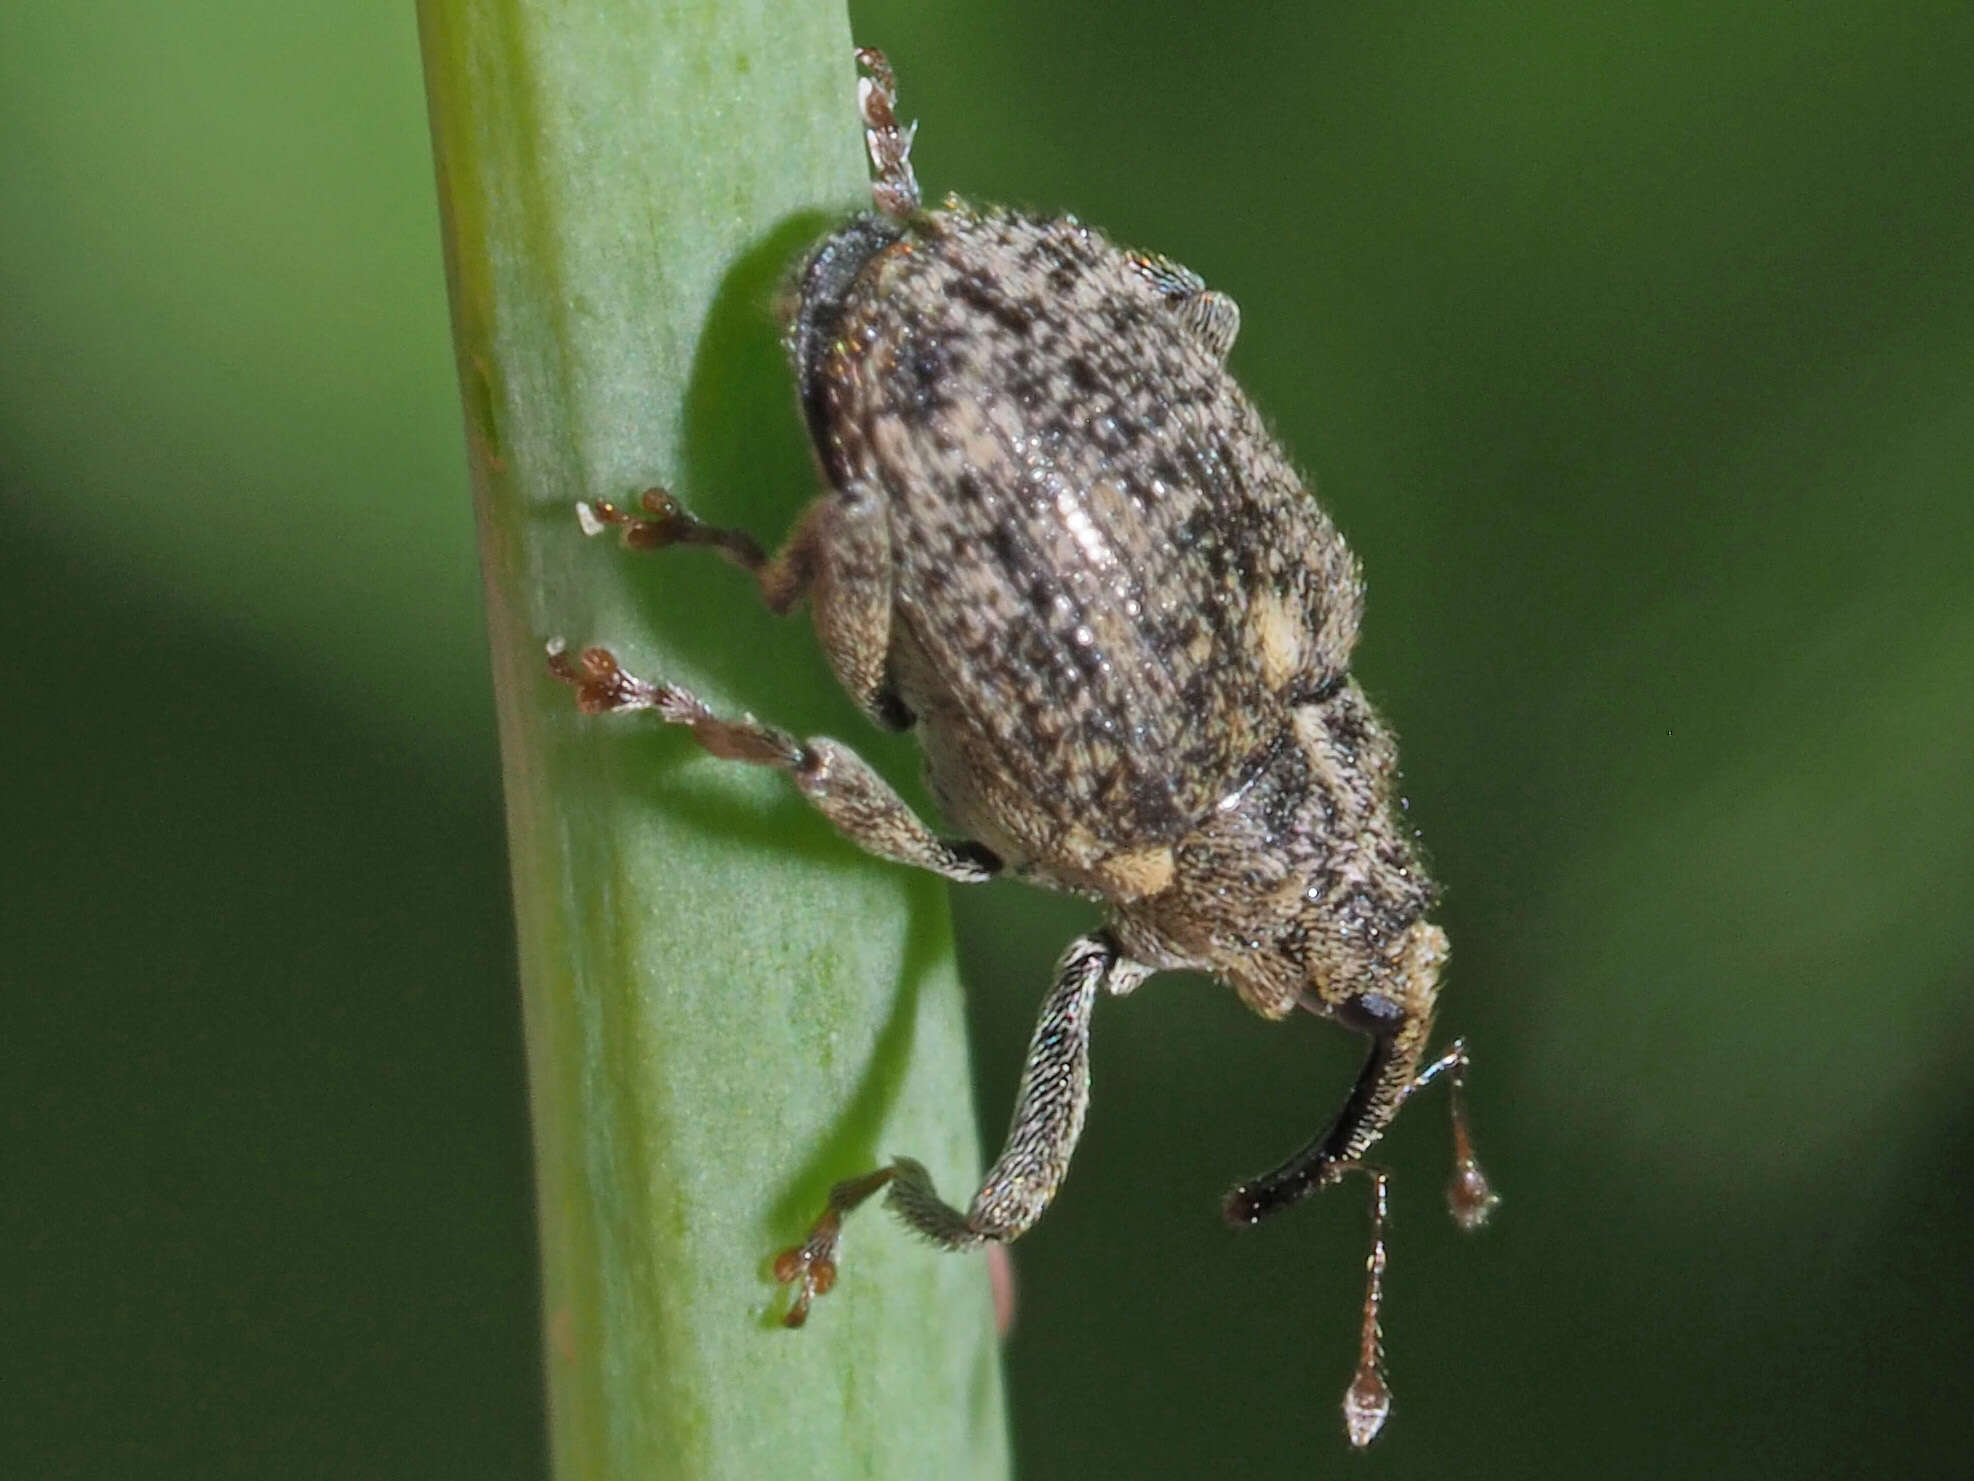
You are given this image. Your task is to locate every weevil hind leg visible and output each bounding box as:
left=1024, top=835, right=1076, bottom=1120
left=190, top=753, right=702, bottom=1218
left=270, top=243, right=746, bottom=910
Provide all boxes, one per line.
left=546, top=643, right=997, bottom=882
left=773, top=933, right=1146, bottom=1323
left=854, top=47, right=921, bottom=218
left=1185, top=290, right=1241, bottom=362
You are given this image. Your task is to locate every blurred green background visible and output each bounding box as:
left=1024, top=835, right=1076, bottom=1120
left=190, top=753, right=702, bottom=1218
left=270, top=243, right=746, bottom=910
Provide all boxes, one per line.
left=6, top=2, right=1972, bottom=1477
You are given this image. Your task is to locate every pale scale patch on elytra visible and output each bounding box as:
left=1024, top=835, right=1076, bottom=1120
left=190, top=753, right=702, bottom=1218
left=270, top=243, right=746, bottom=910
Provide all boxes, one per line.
left=1249, top=588, right=1307, bottom=692
left=1291, top=703, right=1334, bottom=778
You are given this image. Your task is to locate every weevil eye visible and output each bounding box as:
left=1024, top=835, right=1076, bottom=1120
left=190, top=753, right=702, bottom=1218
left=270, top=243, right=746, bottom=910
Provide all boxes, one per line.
left=1335, top=989, right=1405, bottom=1036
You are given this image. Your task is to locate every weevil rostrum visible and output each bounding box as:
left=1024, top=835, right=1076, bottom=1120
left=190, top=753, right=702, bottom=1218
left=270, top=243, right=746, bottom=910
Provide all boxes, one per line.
left=548, top=48, right=1497, bottom=1447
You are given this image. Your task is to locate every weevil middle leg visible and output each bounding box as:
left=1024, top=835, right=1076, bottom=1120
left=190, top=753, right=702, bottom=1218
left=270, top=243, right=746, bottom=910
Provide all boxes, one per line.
left=579, top=485, right=909, bottom=731
left=545, top=642, right=998, bottom=883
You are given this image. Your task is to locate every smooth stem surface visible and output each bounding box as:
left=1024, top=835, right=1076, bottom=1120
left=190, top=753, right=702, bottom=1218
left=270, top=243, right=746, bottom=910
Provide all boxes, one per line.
left=417, top=4, right=1010, bottom=1477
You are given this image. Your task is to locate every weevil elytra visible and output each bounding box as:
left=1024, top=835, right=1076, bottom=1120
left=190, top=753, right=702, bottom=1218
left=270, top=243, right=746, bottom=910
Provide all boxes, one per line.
left=548, top=48, right=1496, bottom=1447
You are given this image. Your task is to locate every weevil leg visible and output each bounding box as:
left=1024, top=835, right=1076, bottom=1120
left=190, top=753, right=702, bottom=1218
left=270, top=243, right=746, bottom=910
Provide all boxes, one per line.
left=854, top=47, right=921, bottom=218
left=1220, top=1006, right=1495, bottom=1447
left=578, top=487, right=765, bottom=573
left=1184, top=290, right=1241, bottom=362
left=1405, top=1037, right=1500, bottom=1230
left=579, top=485, right=908, bottom=731
left=1337, top=1163, right=1395, bottom=1448
left=773, top=932, right=1147, bottom=1325
left=1219, top=1033, right=1411, bottom=1448
left=1124, top=250, right=1242, bottom=361
left=545, top=642, right=998, bottom=883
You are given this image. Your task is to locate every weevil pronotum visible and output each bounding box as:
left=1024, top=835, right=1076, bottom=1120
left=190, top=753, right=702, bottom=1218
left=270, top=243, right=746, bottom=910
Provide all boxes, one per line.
left=549, top=48, right=1496, bottom=1447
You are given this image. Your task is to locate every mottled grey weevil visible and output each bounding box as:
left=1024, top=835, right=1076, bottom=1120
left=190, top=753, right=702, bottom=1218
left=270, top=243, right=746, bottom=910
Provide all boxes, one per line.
left=549, top=48, right=1497, bottom=1447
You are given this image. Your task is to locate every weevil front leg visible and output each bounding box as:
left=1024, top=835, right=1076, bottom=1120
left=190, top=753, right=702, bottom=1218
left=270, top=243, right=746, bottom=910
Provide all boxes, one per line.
left=546, top=642, right=998, bottom=883
left=1405, top=1037, right=1501, bottom=1232
left=774, top=931, right=1148, bottom=1326
left=1222, top=1007, right=1497, bottom=1447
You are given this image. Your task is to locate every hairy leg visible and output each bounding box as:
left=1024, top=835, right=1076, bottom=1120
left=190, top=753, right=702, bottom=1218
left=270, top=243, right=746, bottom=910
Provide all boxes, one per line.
left=774, top=931, right=1146, bottom=1325
left=546, top=642, right=997, bottom=881
left=579, top=485, right=908, bottom=730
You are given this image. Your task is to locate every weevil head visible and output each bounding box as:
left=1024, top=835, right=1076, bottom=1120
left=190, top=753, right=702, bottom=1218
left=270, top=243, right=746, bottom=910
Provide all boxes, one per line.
left=1114, top=680, right=1442, bottom=1023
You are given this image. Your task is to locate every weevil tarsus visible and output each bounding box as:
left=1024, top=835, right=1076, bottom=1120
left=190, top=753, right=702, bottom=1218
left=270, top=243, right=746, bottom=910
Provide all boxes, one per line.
left=1342, top=1163, right=1395, bottom=1448
left=578, top=488, right=765, bottom=573
left=1409, top=1036, right=1501, bottom=1231
left=855, top=47, right=921, bottom=218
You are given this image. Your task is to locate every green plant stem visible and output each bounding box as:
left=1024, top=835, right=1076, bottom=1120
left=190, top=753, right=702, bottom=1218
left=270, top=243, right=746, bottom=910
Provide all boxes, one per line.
left=416, top=4, right=1010, bottom=1477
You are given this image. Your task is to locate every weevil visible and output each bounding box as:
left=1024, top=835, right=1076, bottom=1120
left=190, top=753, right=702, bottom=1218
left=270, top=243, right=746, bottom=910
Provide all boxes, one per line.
left=549, top=48, right=1496, bottom=1447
